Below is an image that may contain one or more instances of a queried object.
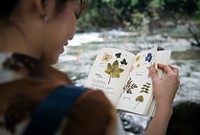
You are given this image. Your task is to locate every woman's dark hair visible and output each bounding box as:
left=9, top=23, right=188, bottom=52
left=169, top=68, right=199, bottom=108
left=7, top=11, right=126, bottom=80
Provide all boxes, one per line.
left=0, top=0, right=19, bottom=20
left=56, top=0, right=88, bottom=18
left=0, top=0, right=88, bottom=21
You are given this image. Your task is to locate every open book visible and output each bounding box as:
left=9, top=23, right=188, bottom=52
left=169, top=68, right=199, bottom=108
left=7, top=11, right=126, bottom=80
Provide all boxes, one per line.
left=84, top=46, right=171, bottom=117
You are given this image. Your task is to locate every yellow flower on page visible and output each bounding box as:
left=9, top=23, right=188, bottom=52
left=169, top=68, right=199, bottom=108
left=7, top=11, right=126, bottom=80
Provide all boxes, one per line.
left=135, top=55, right=141, bottom=62
left=101, top=52, right=112, bottom=62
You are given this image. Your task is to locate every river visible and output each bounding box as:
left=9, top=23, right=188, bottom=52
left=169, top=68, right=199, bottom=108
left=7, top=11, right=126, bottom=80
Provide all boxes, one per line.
left=54, top=29, right=200, bottom=135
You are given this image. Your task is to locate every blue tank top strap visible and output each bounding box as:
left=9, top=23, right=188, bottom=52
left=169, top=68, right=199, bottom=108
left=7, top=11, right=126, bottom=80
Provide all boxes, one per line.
left=23, top=85, right=87, bottom=135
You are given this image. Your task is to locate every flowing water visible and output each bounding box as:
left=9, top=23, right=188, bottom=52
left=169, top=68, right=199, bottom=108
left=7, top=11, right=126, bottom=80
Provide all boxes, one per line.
left=54, top=29, right=200, bottom=135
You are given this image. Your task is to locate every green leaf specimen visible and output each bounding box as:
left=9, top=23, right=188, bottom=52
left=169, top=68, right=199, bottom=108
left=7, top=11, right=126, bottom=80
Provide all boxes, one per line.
left=134, top=95, right=144, bottom=110
left=123, top=77, right=138, bottom=94
left=140, top=82, right=151, bottom=93
left=105, top=60, right=124, bottom=84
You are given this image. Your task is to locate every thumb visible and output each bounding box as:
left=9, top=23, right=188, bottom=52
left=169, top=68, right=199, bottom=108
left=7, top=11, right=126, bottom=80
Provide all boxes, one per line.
left=150, top=68, right=159, bottom=82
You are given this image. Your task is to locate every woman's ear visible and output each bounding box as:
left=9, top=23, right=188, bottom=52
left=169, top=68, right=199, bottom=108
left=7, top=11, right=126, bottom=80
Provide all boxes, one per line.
left=34, top=0, right=47, bottom=18
left=33, top=0, right=56, bottom=21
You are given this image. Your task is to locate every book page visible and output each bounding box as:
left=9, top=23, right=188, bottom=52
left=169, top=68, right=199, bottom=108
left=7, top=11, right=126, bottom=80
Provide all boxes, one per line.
left=146, top=50, right=171, bottom=117
left=84, top=48, right=135, bottom=106
left=116, top=47, right=157, bottom=115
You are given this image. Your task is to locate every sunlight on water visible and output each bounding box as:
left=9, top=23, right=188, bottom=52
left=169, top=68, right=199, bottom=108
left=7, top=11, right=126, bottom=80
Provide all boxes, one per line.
left=68, top=32, right=104, bottom=46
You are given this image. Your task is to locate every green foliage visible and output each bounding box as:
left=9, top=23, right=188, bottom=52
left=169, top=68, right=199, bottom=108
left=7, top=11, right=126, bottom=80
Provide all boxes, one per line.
left=162, top=0, right=199, bottom=15
left=149, top=0, right=164, bottom=8
left=102, top=0, right=110, bottom=3
left=195, top=0, right=200, bottom=19
left=131, top=0, right=138, bottom=6
left=78, top=0, right=200, bottom=31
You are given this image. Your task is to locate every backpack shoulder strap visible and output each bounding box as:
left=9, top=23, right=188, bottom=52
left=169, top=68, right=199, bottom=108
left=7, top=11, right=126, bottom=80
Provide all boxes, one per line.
left=23, top=85, right=87, bottom=135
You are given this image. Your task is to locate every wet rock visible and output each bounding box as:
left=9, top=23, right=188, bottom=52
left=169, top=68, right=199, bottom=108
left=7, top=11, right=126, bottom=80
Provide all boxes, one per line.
left=119, top=112, right=150, bottom=134
left=167, top=101, right=200, bottom=135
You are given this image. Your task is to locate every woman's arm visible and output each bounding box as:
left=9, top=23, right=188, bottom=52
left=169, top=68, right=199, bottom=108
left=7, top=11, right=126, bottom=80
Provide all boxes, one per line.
left=145, top=64, right=180, bottom=135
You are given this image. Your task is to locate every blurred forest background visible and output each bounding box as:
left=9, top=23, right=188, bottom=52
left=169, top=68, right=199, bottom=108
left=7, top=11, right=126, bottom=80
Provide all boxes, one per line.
left=78, top=0, right=200, bottom=46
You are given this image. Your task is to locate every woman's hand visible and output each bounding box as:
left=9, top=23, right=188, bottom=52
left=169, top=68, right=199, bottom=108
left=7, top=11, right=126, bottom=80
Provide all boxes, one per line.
left=151, top=64, right=180, bottom=110
left=145, top=64, right=180, bottom=135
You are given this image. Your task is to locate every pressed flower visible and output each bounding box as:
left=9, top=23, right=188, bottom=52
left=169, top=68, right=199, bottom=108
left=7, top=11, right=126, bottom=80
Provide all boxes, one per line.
left=135, top=55, right=141, bottom=62
left=136, top=64, right=140, bottom=68
left=130, top=66, right=134, bottom=72
left=101, top=52, right=112, bottom=62
left=115, top=53, right=122, bottom=58
left=120, top=59, right=128, bottom=65
left=145, top=53, right=152, bottom=63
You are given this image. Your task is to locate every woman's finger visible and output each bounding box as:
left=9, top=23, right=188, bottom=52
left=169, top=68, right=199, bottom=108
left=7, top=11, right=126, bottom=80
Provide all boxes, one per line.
left=169, top=65, right=179, bottom=75
left=157, top=64, right=173, bottom=74
left=150, top=68, right=160, bottom=82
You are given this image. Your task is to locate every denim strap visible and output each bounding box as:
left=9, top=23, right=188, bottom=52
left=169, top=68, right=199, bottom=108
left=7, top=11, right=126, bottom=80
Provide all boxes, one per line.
left=23, top=85, right=86, bottom=135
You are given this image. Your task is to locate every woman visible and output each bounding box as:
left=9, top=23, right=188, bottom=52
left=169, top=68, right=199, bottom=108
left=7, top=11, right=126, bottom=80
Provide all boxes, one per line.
left=0, top=0, right=180, bottom=135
